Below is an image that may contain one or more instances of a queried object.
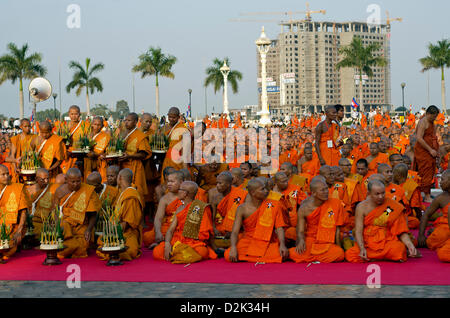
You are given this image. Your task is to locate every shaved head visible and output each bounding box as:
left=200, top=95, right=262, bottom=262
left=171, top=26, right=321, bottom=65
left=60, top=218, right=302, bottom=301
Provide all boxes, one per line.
left=55, top=174, right=66, bottom=184
left=274, top=171, right=288, bottom=182
left=87, top=171, right=102, bottom=184
left=217, top=171, right=233, bottom=184
left=368, top=173, right=386, bottom=186
left=180, top=181, right=198, bottom=199
left=377, top=163, right=391, bottom=174
left=247, top=178, right=265, bottom=193
left=168, top=107, right=180, bottom=116
left=39, top=120, right=52, bottom=131
left=169, top=171, right=184, bottom=182
left=231, top=168, right=243, bottom=179
left=36, top=168, right=49, bottom=178
left=309, top=176, right=327, bottom=192
left=118, top=168, right=133, bottom=184
left=179, top=168, right=192, bottom=181
left=66, top=168, right=82, bottom=178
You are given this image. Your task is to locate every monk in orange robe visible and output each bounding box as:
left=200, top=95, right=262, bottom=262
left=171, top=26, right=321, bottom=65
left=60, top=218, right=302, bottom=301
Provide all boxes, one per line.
left=9, top=118, right=37, bottom=182
left=97, top=169, right=144, bottom=261
left=178, top=168, right=208, bottom=202
left=230, top=168, right=246, bottom=189
left=86, top=171, right=119, bottom=206
left=272, top=172, right=307, bottom=241
left=55, top=168, right=101, bottom=259
left=233, top=113, right=243, bottom=129
left=161, top=108, right=190, bottom=180
left=197, top=162, right=229, bottom=192
left=118, top=113, right=152, bottom=200
left=0, top=165, right=29, bottom=260
left=315, top=106, right=341, bottom=167
left=84, top=117, right=110, bottom=182
left=225, top=178, right=289, bottom=263
left=279, top=139, right=299, bottom=167
left=418, top=169, right=450, bottom=262
left=153, top=181, right=217, bottom=263
left=366, top=143, right=389, bottom=176
left=297, top=146, right=320, bottom=179
left=406, top=112, right=416, bottom=129
left=339, top=158, right=359, bottom=200
left=320, top=166, right=350, bottom=207
left=345, top=179, right=419, bottom=262
left=32, top=121, right=66, bottom=183
left=373, top=110, right=383, bottom=127
left=26, top=168, right=60, bottom=238
left=414, top=106, right=440, bottom=203
left=361, top=113, right=367, bottom=129
left=350, top=159, right=370, bottom=209
left=144, top=171, right=183, bottom=248
left=289, top=177, right=345, bottom=263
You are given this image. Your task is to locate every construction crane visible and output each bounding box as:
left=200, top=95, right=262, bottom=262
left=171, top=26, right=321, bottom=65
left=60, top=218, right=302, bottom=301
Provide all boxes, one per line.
left=230, top=2, right=326, bottom=23
left=385, top=10, right=403, bottom=25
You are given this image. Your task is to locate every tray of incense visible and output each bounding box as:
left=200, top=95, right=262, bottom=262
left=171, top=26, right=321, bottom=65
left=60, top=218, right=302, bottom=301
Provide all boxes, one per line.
left=20, top=170, right=37, bottom=175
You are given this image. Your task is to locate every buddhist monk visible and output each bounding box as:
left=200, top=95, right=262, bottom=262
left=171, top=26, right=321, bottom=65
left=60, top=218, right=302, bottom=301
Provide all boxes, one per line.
left=0, top=164, right=29, bottom=260
left=389, top=153, right=404, bottom=169
left=84, top=117, right=110, bottom=182
left=26, top=168, right=60, bottom=240
left=377, top=164, right=407, bottom=205
left=350, top=159, right=370, bottom=209
left=417, top=169, right=450, bottom=260
left=272, top=171, right=306, bottom=241
left=231, top=168, right=246, bottom=189
left=105, top=165, right=120, bottom=187
left=289, top=177, right=345, bottom=263
left=365, top=142, right=388, bottom=176
left=97, top=168, right=144, bottom=261
left=161, top=107, right=190, bottom=176
left=297, top=146, right=320, bottom=179
left=197, top=161, right=229, bottom=192
left=339, top=158, right=358, bottom=201
left=56, top=168, right=101, bottom=259
left=320, top=165, right=350, bottom=207
left=60, top=105, right=86, bottom=173
left=32, top=121, right=66, bottom=183
left=153, top=181, right=217, bottom=263
left=9, top=118, right=37, bottom=182
left=315, top=105, right=341, bottom=167
left=144, top=171, right=183, bottom=248
left=345, top=179, right=419, bottom=263
left=118, top=113, right=152, bottom=200
left=179, top=168, right=207, bottom=202
left=414, top=105, right=440, bottom=202
left=225, top=178, right=289, bottom=263
left=155, top=167, right=176, bottom=203
left=280, top=162, right=309, bottom=192
left=86, top=171, right=118, bottom=205
left=240, top=162, right=253, bottom=181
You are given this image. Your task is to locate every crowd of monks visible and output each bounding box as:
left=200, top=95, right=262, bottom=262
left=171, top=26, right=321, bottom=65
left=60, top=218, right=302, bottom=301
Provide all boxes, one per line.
left=0, top=103, right=449, bottom=266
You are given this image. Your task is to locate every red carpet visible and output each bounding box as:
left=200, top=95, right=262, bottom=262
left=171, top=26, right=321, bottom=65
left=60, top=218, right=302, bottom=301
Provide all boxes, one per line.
left=0, top=247, right=448, bottom=285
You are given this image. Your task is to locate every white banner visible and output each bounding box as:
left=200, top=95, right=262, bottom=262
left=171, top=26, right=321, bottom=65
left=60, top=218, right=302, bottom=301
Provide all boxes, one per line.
left=257, top=77, right=273, bottom=83
left=283, top=78, right=296, bottom=84
left=282, top=73, right=295, bottom=78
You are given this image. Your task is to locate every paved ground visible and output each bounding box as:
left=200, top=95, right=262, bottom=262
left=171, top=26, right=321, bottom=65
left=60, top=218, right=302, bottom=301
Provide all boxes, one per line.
left=0, top=281, right=448, bottom=298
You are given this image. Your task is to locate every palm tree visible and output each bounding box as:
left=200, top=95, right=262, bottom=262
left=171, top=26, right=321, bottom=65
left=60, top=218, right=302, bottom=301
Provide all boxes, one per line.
left=336, top=37, right=387, bottom=111
left=204, top=57, right=243, bottom=109
left=0, top=43, right=47, bottom=119
left=66, top=58, right=104, bottom=116
left=132, top=47, right=177, bottom=117
left=420, top=39, right=450, bottom=113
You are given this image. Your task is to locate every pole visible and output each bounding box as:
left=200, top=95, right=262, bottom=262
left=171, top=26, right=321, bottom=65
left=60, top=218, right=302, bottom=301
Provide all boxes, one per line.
left=58, top=57, right=62, bottom=121
left=132, top=72, right=135, bottom=113
left=205, top=86, right=207, bottom=117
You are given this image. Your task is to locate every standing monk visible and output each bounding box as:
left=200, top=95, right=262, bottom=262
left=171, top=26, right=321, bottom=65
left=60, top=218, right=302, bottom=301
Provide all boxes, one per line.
left=118, top=113, right=152, bottom=200
left=345, top=179, right=419, bottom=263
left=315, top=105, right=341, bottom=167
left=161, top=107, right=190, bottom=177
left=414, top=105, right=440, bottom=203
left=97, top=169, right=144, bottom=261
left=32, top=121, right=66, bottom=183
left=84, top=117, right=110, bottom=182
left=61, top=105, right=86, bottom=173
left=0, top=165, right=29, bottom=260
left=225, top=178, right=289, bottom=263
left=9, top=118, right=37, bottom=182
left=56, top=168, right=101, bottom=259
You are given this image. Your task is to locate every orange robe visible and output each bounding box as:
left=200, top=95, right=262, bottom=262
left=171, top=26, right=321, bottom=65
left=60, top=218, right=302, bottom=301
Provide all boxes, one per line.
left=121, top=128, right=152, bottom=200
left=143, top=198, right=183, bottom=247
left=374, top=114, right=383, bottom=127
left=199, top=163, right=229, bottom=192
left=216, top=187, right=248, bottom=233
left=10, top=133, right=37, bottom=182
left=97, top=187, right=143, bottom=261
left=28, top=183, right=60, bottom=237
left=141, top=129, right=159, bottom=204
left=161, top=121, right=190, bottom=177
left=279, top=148, right=299, bottom=167
left=413, top=122, right=439, bottom=193
left=224, top=199, right=287, bottom=263
left=344, top=178, right=358, bottom=204
left=60, top=121, right=87, bottom=173
left=407, top=114, right=416, bottom=129
left=400, top=179, right=423, bottom=229
left=195, top=187, right=208, bottom=203
left=84, top=131, right=111, bottom=183
left=99, top=184, right=119, bottom=206
left=435, top=112, right=445, bottom=126
left=37, top=134, right=66, bottom=183
left=345, top=198, right=409, bottom=263
left=289, top=198, right=345, bottom=263
left=351, top=175, right=369, bottom=208
left=426, top=202, right=450, bottom=254
left=318, top=121, right=340, bottom=166
left=153, top=201, right=217, bottom=262
left=300, top=158, right=320, bottom=178
left=0, top=183, right=29, bottom=259
left=361, top=114, right=367, bottom=129
left=367, top=153, right=389, bottom=175
left=282, top=184, right=307, bottom=241
left=58, top=183, right=101, bottom=258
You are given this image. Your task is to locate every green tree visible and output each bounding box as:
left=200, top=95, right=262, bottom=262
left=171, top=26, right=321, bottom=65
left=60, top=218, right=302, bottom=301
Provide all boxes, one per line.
left=66, top=58, right=104, bottom=116
left=204, top=57, right=243, bottom=97
left=116, top=99, right=130, bottom=119
left=419, top=39, right=450, bottom=113
left=336, top=37, right=387, bottom=110
left=132, top=47, right=177, bottom=117
left=35, top=109, right=60, bottom=122
left=0, top=43, right=47, bottom=119
left=90, top=104, right=110, bottom=117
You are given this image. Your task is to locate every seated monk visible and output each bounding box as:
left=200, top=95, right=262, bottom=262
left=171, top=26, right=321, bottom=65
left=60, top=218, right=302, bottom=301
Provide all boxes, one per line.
left=418, top=169, right=450, bottom=262
left=86, top=171, right=119, bottom=205
left=56, top=168, right=101, bottom=259
left=196, top=162, right=230, bottom=192
left=153, top=181, right=218, bottom=263
left=155, top=167, right=176, bottom=203
left=365, top=142, right=389, bottom=176
left=0, top=164, right=29, bottom=260
left=26, top=168, right=60, bottom=240
left=388, top=153, right=404, bottom=169
left=377, top=164, right=407, bottom=205
left=144, top=170, right=183, bottom=248
left=289, top=177, right=345, bottom=263
left=402, top=155, right=421, bottom=184
left=231, top=168, right=247, bottom=189
left=345, top=179, right=419, bottom=263
left=272, top=172, right=307, bottom=242
left=339, top=158, right=359, bottom=200
left=350, top=159, right=371, bottom=210
left=105, top=165, right=120, bottom=187
left=97, top=169, right=144, bottom=261
left=393, top=164, right=423, bottom=229
left=225, top=178, right=289, bottom=263
left=280, top=162, right=309, bottom=193
left=320, top=166, right=350, bottom=208
left=179, top=168, right=207, bottom=202
left=297, top=146, right=320, bottom=179
left=208, top=171, right=247, bottom=249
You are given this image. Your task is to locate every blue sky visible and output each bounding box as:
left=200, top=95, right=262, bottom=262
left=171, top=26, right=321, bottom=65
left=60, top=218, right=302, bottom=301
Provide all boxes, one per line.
left=0, top=0, right=449, bottom=118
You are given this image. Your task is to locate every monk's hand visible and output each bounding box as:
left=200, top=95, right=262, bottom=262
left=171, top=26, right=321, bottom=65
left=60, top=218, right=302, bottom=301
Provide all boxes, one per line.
left=155, top=232, right=164, bottom=244
left=229, top=246, right=238, bottom=262
left=406, top=243, right=420, bottom=258
left=99, top=154, right=106, bottom=161
left=13, top=231, right=22, bottom=246
left=84, top=230, right=91, bottom=243
left=359, top=247, right=369, bottom=261
left=279, top=244, right=289, bottom=261
left=429, top=149, right=438, bottom=158
left=417, top=234, right=427, bottom=248
left=164, top=243, right=171, bottom=261
left=295, top=239, right=306, bottom=254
